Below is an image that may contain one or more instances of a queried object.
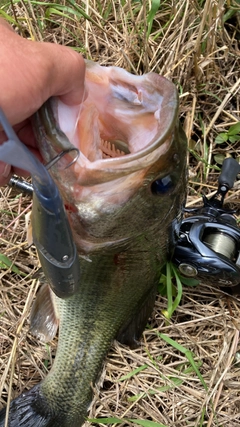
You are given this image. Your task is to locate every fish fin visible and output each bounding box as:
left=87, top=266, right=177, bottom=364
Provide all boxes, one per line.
left=25, top=211, right=33, bottom=246
left=30, top=282, right=59, bottom=342
left=0, top=384, right=52, bottom=427
left=0, top=385, right=83, bottom=427
left=116, top=287, right=157, bottom=349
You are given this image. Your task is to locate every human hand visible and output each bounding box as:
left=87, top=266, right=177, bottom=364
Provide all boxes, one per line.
left=0, top=18, right=86, bottom=185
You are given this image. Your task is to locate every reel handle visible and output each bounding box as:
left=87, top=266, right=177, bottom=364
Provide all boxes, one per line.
left=219, top=158, right=240, bottom=190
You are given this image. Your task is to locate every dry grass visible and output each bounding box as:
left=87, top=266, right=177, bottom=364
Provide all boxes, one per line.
left=0, top=1, right=240, bottom=426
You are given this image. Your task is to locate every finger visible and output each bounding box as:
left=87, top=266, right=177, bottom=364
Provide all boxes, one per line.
left=0, top=17, right=15, bottom=32
left=15, top=119, right=37, bottom=147
left=0, top=23, right=86, bottom=126
left=0, top=161, right=11, bottom=186
left=42, top=43, right=86, bottom=106
left=0, top=123, right=43, bottom=187
left=0, top=119, right=35, bottom=146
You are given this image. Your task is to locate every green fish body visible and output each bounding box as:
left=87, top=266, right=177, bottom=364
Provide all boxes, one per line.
left=0, top=61, right=187, bottom=426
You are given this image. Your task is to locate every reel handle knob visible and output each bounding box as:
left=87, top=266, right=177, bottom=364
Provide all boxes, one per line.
left=219, top=158, right=240, bottom=190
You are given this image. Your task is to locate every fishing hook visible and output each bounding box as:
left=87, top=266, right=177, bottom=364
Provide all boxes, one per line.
left=8, top=148, right=80, bottom=195
left=0, top=105, right=80, bottom=194
left=45, top=148, right=80, bottom=170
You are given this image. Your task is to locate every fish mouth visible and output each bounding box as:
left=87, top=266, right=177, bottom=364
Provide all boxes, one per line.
left=51, top=61, right=179, bottom=174
left=35, top=61, right=181, bottom=193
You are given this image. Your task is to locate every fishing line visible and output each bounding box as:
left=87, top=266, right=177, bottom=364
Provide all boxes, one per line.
left=203, top=231, right=237, bottom=260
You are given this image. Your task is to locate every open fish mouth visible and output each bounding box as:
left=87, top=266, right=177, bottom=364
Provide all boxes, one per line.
left=37, top=60, right=179, bottom=183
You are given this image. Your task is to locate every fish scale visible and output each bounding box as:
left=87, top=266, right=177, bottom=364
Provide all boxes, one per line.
left=33, top=249, right=160, bottom=426
left=0, top=60, right=187, bottom=426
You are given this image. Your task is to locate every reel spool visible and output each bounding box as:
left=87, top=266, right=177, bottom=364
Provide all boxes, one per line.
left=203, top=230, right=237, bottom=261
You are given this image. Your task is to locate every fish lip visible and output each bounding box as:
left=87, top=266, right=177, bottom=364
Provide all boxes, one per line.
left=98, top=96, right=179, bottom=166
left=34, top=67, right=180, bottom=187
left=47, top=69, right=179, bottom=166
left=35, top=96, right=178, bottom=187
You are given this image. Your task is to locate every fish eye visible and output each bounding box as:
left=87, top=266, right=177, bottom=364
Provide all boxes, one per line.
left=151, top=174, right=175, bottom=195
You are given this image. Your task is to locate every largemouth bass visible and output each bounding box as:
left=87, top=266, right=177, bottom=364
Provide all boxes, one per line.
left=0, top=61, right=187, bottom=427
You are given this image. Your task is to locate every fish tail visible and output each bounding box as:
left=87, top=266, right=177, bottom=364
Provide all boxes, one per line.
left=0, top=384, right=55, bottom=427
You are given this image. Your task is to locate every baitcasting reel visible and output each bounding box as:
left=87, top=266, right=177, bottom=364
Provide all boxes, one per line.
left=173, top=157, right=240, bottom=287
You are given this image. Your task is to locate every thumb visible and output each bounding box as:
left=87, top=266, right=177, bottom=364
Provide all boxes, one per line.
left=42, top=42, right=86, bottom=106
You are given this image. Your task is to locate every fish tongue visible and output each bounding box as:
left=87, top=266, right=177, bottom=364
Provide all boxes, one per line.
left=76, top=103, right=103, bottom=161
left=57, top=100, right=130, bottom=161
left=57, top=99, right=102, bottom=162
